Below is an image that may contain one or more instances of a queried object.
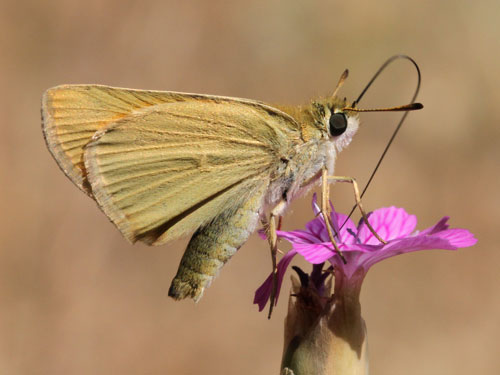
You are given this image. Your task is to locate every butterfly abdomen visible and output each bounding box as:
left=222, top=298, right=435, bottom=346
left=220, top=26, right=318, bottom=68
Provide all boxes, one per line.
left=168, top=184, right=267, bottom=301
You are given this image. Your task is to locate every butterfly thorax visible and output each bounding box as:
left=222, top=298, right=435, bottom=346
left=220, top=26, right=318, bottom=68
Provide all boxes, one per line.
left=267, top=97, right=360, bottom=211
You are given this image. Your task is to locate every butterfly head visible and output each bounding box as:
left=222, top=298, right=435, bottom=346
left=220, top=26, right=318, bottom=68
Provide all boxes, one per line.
left=309, top=66, right=423, bottom=151
left=311, top=97, right=360, bottom=152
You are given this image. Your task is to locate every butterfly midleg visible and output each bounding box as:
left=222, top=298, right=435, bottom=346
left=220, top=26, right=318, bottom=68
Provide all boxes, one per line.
left=168, top=184, right=266, bottom=301
left=324, top=171, right=386, bottom=244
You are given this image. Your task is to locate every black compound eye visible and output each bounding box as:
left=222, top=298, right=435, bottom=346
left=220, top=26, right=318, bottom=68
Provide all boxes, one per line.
left=329, top=112, right=348, bottom=136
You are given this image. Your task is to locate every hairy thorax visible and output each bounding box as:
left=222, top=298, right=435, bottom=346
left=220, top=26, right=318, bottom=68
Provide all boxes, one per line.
left=263, top=98, right=359, bottom=217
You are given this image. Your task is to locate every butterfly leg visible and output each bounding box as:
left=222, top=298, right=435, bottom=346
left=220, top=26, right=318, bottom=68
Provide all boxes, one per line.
left=324, top=171, right=386, bottom=244
left=262, top=200, right=286, bottom=319
left=321, top=168, right=347, bottom=264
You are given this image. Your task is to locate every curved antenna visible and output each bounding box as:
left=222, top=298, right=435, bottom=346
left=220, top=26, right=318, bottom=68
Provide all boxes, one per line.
left=352, top=54, right=421, bottom=108
left=343, top=55, right=422, bottom=225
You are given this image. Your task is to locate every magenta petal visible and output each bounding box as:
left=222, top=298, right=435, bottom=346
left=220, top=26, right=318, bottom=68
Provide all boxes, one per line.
left=294, top=243, right=336, bottom=264
left=357, top=206, right=417, bottom=244
left=277, top=229, right=320, bottom=244
left=333, top=213, right=357, bottom=244
left=416, top=217, right=476, bottom=247
left=311, top=193, right=321, bottom=216
left=309, top=194, right=337, bottom=242
left=419, top=216, right=450, bottom=235
left=253, top=249, right=298, bottom=311
left=304, top=218, right=330, bottom=242
left=360, top=234, right=466, bottom=269
left=432, top=228, right=477, bottom=247
left=257, top=229, right=267, bottom=240
left=359, top=242, right=433, bottom=270
left=259, top=228, right=321, bottom=245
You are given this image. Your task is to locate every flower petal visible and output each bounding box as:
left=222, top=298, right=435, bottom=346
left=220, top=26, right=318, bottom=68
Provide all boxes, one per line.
left=431, top=228, right=478, bottom=248
left=419, top=216, right=450, bottom=235
left=305, top=217, right=330, bottom=242
left=253, top=249, right=298, bottom=311
left=361, top=230, right=475, bottom=269
left=294, top=243, right=336, bottom=264
left=276, top=229, right=320, bottom=244
left=332, top=212, right=358, bottom=244
left=312, top=193, right=321, bottom=216
left=357, top=206, right=417, bottom=244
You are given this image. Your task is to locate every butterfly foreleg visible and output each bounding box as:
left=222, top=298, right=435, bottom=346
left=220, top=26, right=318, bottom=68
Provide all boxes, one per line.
left=324, top=170, right=386, bottom=244
left=320, top=168, right=347, bottom=264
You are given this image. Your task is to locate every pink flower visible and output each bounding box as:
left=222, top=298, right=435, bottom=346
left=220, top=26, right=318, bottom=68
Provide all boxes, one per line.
left=254, top=195, right=477, bottom=311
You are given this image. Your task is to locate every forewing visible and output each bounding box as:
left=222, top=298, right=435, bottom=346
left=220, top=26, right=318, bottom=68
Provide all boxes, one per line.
left=84, top=99, right=301, bottom=245
left=42, top=84, right=300, bottom=194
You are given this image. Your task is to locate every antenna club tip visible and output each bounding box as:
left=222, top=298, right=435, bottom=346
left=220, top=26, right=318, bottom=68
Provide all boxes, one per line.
left=414, top=102, right=424, bottom=109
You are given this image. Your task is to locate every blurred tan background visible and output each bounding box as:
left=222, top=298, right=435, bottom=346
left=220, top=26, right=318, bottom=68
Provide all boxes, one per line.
left=1, top=0, right=499, bottom=374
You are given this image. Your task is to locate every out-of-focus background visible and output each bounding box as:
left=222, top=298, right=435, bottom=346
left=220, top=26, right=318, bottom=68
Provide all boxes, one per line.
left=1, top=0, right=498, bottom=374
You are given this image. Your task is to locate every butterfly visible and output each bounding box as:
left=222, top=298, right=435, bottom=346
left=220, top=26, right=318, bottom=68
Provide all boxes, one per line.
left=42, top=56, right=422, bottom=309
